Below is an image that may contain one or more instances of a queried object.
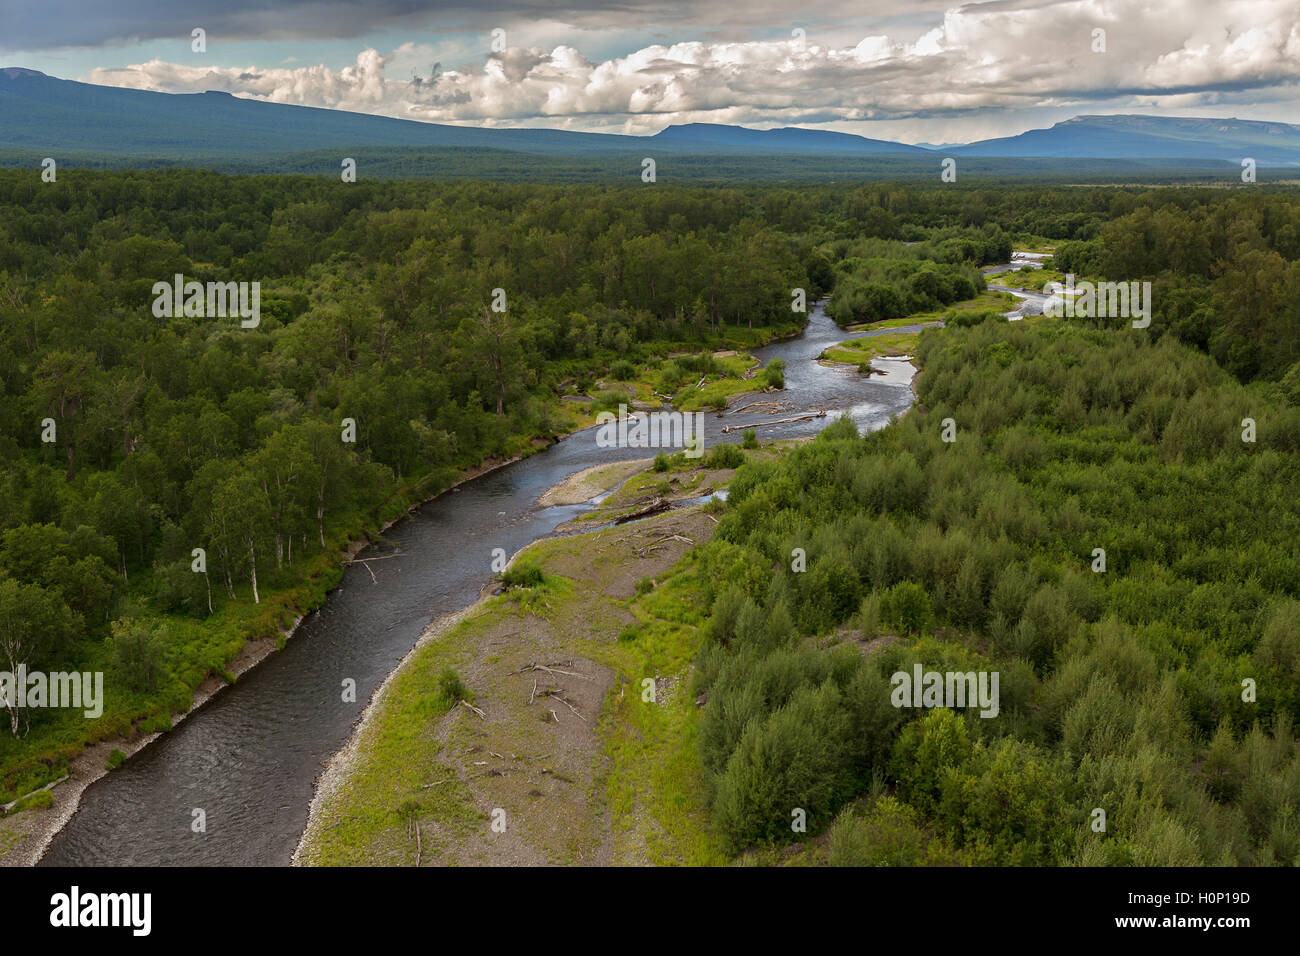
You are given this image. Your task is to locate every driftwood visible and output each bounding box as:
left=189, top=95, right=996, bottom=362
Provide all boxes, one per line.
left=615, top=497, right=670, bottom=524
left=346, top=552, right=403, bottom=584
left=1, top=774, right=69, bottom=814
left=633, top=532, right=693, bottom=557
left=520, top=663, right=592, bottom=680
left=546, top=692, right=587, bottom=722
left=721, top=410, right=825, bottom=433
left=728, top=399, right=789, bottom=415
left=460, top=699, right=487, bottom=720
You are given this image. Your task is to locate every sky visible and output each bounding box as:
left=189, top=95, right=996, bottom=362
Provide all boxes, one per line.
left=4, top=0, right=1299, bottom=144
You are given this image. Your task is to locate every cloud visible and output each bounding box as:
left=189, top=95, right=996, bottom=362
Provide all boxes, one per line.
left=4, top=0, right=946, bottom=52
left=78, top=0, right=1300, bottom=133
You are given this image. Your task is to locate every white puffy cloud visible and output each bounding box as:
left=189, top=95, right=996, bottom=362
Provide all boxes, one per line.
left=83, top=0, right=1300, bottom=136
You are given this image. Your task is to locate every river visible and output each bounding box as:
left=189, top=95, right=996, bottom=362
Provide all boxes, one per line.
left=40, top=301, right=916, bottom=866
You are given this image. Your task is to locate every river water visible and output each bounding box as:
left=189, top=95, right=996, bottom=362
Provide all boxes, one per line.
left=40, top=302, right=916, bottom=866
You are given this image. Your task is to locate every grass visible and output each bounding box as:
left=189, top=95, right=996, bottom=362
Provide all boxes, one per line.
left=593, top=556, right=728, bottom=865
left=587, top=349, right=782, bottom=414
left=990, top=267, right=1068, bottom=293
left=293, top=599, right=512, bottom=866
left=298, top=503, right=730, bottom=866
left=821, top=330, right=922, bottom=365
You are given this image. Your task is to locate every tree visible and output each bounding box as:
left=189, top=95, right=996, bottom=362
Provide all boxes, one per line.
left=110, top=618, right=166, bottom=693
left=206, top=470, right=270, bottom=604
left=0, top=579, right=79, bottom=736
left=30, top=349, right=97, bottom=480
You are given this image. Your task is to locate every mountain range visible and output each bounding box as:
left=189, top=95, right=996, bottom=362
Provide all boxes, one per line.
left=3, top=67, right=1299, bottom=169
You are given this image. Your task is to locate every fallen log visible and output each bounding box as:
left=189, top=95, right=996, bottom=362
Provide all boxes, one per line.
left=614, top=497, right=670, bottom=524
left=721, top=409, right=825, bottom=433
left=728, top=400, right=789, bottom=415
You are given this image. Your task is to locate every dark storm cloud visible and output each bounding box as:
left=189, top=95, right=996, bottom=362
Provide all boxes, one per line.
left=3, top=0, right=783, bottom=52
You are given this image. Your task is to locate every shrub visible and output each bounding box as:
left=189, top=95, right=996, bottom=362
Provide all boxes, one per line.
left=947, top=308, right=1007, bottom=328
left=653, top=452, right=669, bottom=472
left=827, top=798, right=927, bottom=866
left=109, top=618, right=166, bottom=693
left=436, top=668, right=471, bottom=707
left=880, top=581, right=931, bottom=635
left=763, top=359, right=786, bottom=389
left=609, top=359, right=636, bottom=381
left=502, top=561, right=543, bottom=589
left=741, top=429, right=758, bottom=449
left=106, top=749, right=127, bottom=770
left=705, top=443, right=745, bottom=469
left=710, top=681, right=854, bottom=851
left=591, top=389, right=633, bottom=415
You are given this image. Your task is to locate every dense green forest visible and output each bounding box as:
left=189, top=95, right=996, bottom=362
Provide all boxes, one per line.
left=678, top=180, right=1300, bottom=865
left=0, top=170, right=825, bottom=797
left=2, top=169, right=1298, bottom=869
left=690, top=277, right=1300, bottom=863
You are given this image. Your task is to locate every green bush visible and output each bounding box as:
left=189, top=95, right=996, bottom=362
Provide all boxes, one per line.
left=502, top=561, right=543, bottom=589
left=705, top=443, right=745, bottom=469
left=763, top=359, right=786, bottom=389
left=435, top=668, right=471, bottom=707
left=106, top=749, right=127, bottom=770
left=741, top=429, right=758, bottom=449
left=880, top=581, right=930, bottom=635
left=827, top=798, right=928, bottom=866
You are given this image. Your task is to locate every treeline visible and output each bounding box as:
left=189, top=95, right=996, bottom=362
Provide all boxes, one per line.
left=825, top=243, right=991, bottom=326
left=692, top=320, right=1300, bottom=864
left=1049, top=202, right=1300, bottom=384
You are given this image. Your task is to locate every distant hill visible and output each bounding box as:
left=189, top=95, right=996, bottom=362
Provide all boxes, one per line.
left=0, top=67, right=651, bottom=158
left=1, top=68, right=1296, bottom=177
left=956, top=114, right=1300, bottom=164
left=652, top=122, right=929, bottom=154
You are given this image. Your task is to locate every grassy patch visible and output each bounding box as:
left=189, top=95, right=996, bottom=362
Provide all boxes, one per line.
left=821, top=330, right=922, bottom=365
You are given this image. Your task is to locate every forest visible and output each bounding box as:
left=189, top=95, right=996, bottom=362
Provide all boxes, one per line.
left=1, top=170, right=1298, bottom=868
left=0, top=170, right=823, bottom=797
left=693, top=320, right=1300, bottom=863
